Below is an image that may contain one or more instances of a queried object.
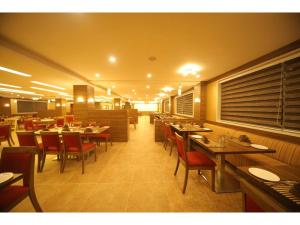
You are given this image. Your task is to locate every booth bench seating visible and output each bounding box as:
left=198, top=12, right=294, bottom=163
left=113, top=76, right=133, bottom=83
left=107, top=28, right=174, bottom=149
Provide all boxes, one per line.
left=203, top=122, right=300, bottom=168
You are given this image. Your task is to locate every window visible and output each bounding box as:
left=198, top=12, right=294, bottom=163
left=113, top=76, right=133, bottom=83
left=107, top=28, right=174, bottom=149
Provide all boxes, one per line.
left=176, top=92, right=193, bottom=116
left=220, top=55, right=300, bottom=132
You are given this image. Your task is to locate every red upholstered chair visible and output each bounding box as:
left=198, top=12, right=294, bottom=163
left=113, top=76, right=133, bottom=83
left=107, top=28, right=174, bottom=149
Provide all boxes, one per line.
left=0, top=124, right=13, bottom=146
left=61, top=132, right=97, bottom=174
left=56, top=118, right=65, bottom=127
left=24, top=119, right=45, bottom=131
left=40, top=132, right=64, bottom=172
left=165, top=123, right=176, bottom=156
left=16, top=131, right=43, bottom=173
left=65, top=115, right=74, bottom=126
left=244, top=194, right=264, bottom=212
left=174, top=132, right=216, bottom=193
left=86, top=122, right=112, bottom=152
left=0, top=147, right=42, bottom=212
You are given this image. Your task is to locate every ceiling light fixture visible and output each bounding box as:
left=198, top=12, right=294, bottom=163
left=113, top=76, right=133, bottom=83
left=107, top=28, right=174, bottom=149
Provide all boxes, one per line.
left=146, top=85, right=150, bottom=89
left=109, top=55, right=117, bottom=63
left=147, top=73, right=152, bottom=78
left=112, top=85, right=116, bottom=89
left=31, top=81, right=65, bottom=90
left=177, top=63, right=202, bottom=76
left=88, top=97, right=95, bottom=103
left=196, top=74, right=200, bottom=78
left=0, top=83, right=21, bottom=89
left=30, top=86, right=69, bottom=95
left=0, top=66, right=32, bottom=77
left=0, top=88, right=43, bottom=96
left=162, top=86, right=174, bottom=92
left=158, top=93, right=167, bottom=97
left=95, top=73, right=100, bottom=78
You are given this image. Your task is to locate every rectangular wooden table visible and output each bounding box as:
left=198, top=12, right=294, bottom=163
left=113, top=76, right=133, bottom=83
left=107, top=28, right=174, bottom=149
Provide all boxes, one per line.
left=34, top=126, right=110, bottom=136
left=189, top=133, right=276, bottom=193
left=238, top=165, right=300, bottom=211
left=0, top=173, right=24, bottom=190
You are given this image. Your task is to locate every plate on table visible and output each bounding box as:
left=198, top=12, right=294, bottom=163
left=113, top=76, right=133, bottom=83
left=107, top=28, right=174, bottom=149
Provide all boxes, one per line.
left=250, top=144, right=268, bottom=150
left=0, top=172, right=14, bottom=184
left=102, top=126, right=110, bottom=129
left=190, top=135, right=203, bottom=139
left=202, top=128, right=211, bottom=131
left=248, top=167, right=280, bottom=182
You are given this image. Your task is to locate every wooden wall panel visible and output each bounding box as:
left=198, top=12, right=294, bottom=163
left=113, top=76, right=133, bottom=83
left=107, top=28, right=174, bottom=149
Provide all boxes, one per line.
left=0, top=97, right=11, bottom=116
left=128, top=109, right=138, bottom=124
left=88, top=109, right=129, bottom=142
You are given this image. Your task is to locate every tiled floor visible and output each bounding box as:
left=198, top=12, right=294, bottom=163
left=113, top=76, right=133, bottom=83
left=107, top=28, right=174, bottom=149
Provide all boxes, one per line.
left=2, top=116, right=243, bottom=212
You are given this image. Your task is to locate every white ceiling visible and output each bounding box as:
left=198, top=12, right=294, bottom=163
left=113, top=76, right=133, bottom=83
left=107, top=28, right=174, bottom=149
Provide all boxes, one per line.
left=0, top=13, right=299, bottom=101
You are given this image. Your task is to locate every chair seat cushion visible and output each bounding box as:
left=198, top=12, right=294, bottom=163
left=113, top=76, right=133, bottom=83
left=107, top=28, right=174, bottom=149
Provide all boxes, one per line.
left=82, top=143, right=96, bottom=152
left=0, top=186, right=29, bottom=211
left=186, top=151, right=216, bottom=167
left=45, top=143, right=64, bottom=152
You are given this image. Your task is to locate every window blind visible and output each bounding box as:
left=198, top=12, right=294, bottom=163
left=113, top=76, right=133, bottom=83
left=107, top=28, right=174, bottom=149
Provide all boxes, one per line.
left=283, top=56, right=300, bottom=131
left=220, top=55, right=300, bottom=132
left=176, top=93, right=193, bottom=116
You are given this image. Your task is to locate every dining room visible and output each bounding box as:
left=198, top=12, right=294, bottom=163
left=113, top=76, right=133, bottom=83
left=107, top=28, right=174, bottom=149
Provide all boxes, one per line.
left=0, top=10, right=300, bottom=222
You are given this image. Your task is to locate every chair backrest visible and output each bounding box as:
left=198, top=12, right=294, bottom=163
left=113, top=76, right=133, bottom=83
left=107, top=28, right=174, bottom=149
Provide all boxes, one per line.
left=0, top=147, right=36, bottom=187
left=0, top=124, right=10, bottom=139
left=62, top=132, right=82, bottom=153
left=24, top=119, right=34, bottom=130
left=17, top=131, right=38, bottom=147
left=40, top=131, right=61, bottom=152
left=56, top=118, right=65, bottom=127
left=162, top=123, right=169, bottom=139
left=65, top=115, right=74, bottom=124
left=175, top=132, right=187, bottom=161
left=165, top=124, right=174, bottom=137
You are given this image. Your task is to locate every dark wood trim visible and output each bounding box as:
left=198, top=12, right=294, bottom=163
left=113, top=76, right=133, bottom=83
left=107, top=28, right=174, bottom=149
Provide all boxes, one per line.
left=207, top=39, right=300, bottom=84
left=206, top=120, right=300, bottom=145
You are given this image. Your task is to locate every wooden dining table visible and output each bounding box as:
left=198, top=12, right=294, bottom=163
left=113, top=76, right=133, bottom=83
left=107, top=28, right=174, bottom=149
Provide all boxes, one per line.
left=34, top=126, right=110, bottom=136
left=189, top=133, right=276, bottom=193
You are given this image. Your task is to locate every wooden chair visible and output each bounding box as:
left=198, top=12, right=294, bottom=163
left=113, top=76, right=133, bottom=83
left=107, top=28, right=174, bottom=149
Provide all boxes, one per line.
left=0, top=147, right=43, bottom=212
left=56, top=118, right=65, bottom=127
left=16, top=131, right=43, bottom=173
left=174, top=132, right=216, bottom=193
left=87, top=122, right=112, bottom=152
left=24, top=119, right=45, bottom=131
left=61, top=132, right=97, bottom=174
left=0, top=124, right=13, bottom=146
left=162, top=123, right=176, bottom=156
left=40, top=131, right=64, bottom=172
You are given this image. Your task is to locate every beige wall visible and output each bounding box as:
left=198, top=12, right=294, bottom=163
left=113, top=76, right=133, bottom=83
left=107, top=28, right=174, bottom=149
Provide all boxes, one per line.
left=206, top=81, right=218, bottom=122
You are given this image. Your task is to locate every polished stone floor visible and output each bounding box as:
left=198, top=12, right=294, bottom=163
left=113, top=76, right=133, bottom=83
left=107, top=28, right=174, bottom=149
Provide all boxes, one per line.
left=1, top=116, right=242, bottom=212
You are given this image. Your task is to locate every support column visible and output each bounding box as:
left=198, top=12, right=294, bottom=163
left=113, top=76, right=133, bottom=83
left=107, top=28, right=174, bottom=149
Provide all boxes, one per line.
left=73, top=85, right=95, bottom=121
left=113, top=98, right=121, bottom=110
left=55, top=98, right=66, bottom=116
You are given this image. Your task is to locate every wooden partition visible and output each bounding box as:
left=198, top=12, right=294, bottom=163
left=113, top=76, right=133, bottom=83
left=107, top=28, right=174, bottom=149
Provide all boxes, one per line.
left=86, top=109, right=129, bottom=142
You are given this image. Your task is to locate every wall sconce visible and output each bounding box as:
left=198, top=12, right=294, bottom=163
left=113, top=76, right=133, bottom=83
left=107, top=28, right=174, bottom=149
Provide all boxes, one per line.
left=56, top=103, right=61, bottom=107
left=13, top=99, right=17, bottom=103
left=115, top=102, right=120, bottom=107
left=107, top=88, right=111, bottom=96
left=87, top=97, right=95, bottom=103
left=62, top=103, right=66, bottom=107
left=178, top=88, right=182, bottom=96
left=77, top=96, right=84, bottom=103
left=194, top=97, right=201, bottom=103
left=4, top=103, right=10, bottom=107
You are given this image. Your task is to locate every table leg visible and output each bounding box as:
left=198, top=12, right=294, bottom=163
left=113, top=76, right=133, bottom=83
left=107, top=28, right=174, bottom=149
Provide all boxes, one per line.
left=216, top=154, right=225, bottom=191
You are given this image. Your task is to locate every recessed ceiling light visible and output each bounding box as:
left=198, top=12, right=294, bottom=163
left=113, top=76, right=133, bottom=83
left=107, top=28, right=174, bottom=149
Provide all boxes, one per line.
left=0, top=83, right=21, bottom=88
left=177, top=63, right=202, bottom=76
left=147, top=73, right=152, bottom=78
left=0, top=66, right=32, bottom=77
left=196, top=74, right=200, bottom=78
left=109, top=55, right=117, bottom=63
left=112, top=84, right=116, bottom=89
left=146, top=85, right=150, bottom=89
left=95, top=73, right=100, bottom=78
left=31, top=81, right=65, bottom=90
left=158, top=93, right=167, bottom=97
left=132, top=89, right=135, bottom=92
left=162, top=86, right=174, bottom=92
left=30, top=86, right=69, bottom=95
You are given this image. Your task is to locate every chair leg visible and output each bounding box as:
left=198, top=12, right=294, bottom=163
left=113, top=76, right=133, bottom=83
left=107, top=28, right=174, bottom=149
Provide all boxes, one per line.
left=10, top=135, right=15, bottom=145
left=7, top=138, right=12, bottom=147
left=174, top=157, right=180, bottom=176
left=211, top=168, right=215, bottom=192
left=40, top=153, right=46, bottom=172
left=169, top=142, right=173, bottom=156
left=61, top=153, right=66, bottom=173
left=29, top=189, right=43, bottom=212
left=94, top=148, right=97, bottom=162
left=105, top=138, right=108, bottom=152
left=110, top=137, right=112, bottom=146
left=60, top=153, right=64, bottom=173
left=82, top=153, right=85, bottom=174
left=183, top=167, right=189, bottom=194
left=37, top=152, right=42, bottom=173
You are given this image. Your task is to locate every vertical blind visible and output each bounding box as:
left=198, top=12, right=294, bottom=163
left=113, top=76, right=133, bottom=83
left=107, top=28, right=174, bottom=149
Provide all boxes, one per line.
left=176, top=93, right=193, bottom=116
left=220, top=55, right=300, bottom=132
